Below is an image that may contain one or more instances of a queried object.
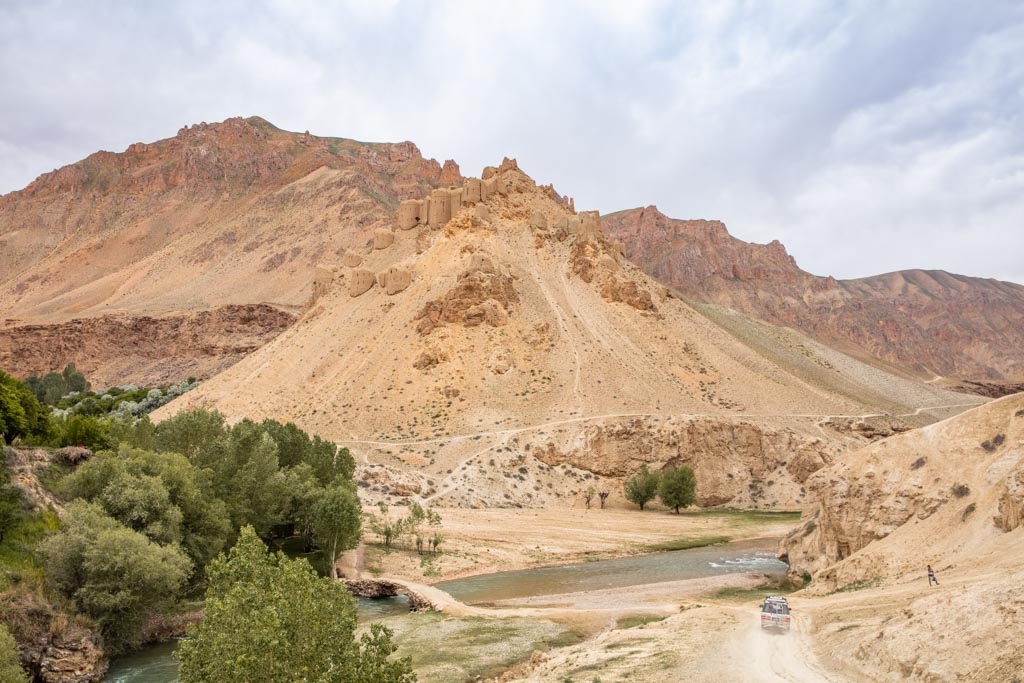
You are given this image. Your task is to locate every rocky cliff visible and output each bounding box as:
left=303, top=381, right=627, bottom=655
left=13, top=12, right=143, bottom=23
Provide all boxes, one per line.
left=603, top=206, right=1024, bottom=387
left=0, top=303, right=295, bottom=387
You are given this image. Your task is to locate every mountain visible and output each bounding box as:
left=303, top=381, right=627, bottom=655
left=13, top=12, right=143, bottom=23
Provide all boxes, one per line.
left=0, top=116, right=459, bottom=384
left=602, top=207, right=1024, bottom=391
left=780, top=393, right=1024, bottom=681
left=157, top=159, right=981, bottom=509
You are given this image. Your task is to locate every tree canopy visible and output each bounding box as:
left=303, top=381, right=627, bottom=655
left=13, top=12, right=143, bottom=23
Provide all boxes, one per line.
left=39, top=501, right=192, bottom=653
left=624, top=464, right=660, bottom=511
left=658, top=465, right=697, bottom=513
left=178, top=527, right=414, bottom=683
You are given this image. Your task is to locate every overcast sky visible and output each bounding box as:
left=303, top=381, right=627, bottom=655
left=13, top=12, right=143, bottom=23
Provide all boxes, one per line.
left=2, top=1, right=1022, bottom=283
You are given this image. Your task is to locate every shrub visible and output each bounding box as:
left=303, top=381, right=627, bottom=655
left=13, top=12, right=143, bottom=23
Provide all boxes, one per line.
left=39, top=501, right=191, bottom=653
left=962, top=503, right=976, bottom=521
left=0, top=623, right=30, bottom=683
left=910, top=457, right=926, bottom=470
left=952, top=483, right=971, bottom=498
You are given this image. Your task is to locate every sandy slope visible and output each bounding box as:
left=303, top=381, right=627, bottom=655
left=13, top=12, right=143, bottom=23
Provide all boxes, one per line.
left=156, top=162, right=980, bottom=508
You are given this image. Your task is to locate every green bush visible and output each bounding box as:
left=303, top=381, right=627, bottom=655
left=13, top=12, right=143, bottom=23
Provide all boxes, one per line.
left=0, top=623, right=30, bottom=683
left=0, top=371, right=53, bottom=444
left=39, top=501, right=191, bottom=653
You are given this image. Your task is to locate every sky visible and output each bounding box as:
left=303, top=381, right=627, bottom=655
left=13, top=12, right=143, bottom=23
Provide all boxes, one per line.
left=2, top=0, right=1022, bottom=283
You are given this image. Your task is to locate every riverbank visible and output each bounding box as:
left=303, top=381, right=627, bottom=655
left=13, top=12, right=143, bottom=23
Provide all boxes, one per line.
left=354, top=507, right=799, bottom=583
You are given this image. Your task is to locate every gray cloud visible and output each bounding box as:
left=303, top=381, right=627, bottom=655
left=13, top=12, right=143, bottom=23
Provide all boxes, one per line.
left=2, top=0, right=1022, bottom=282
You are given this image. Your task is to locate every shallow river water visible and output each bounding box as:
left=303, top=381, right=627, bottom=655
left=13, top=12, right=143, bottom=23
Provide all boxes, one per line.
left=103, top=539, right=786, bottom=682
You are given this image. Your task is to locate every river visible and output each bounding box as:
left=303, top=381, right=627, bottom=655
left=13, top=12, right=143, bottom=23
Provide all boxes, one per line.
left=103, top=539, right=786, bottom=682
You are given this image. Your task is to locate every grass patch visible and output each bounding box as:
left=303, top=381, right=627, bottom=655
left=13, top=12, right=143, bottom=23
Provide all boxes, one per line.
left=0, top=509, right=61, bottom=590
left=678, top=508, right=802, bottom=524
left=704, top=574, right=798, bottom=602
left=379, top=612, right=574, bottom=683
left=615, top=615, right=667, bottom=630
left=829, top=578, right=880, bottom=594
left=644, top=534, right=730, bottom=552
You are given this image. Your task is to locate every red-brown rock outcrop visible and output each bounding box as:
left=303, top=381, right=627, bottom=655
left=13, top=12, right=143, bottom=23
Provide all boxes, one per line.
left=602, top=206, right=1024, bottom=385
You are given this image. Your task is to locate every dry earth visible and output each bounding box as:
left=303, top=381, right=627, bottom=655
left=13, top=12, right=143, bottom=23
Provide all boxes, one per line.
left=157, top=160, right=981, bottom=510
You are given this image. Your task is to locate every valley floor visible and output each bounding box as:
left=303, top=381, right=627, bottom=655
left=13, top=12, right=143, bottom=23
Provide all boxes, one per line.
left=349, top=506, right=800, bottom=581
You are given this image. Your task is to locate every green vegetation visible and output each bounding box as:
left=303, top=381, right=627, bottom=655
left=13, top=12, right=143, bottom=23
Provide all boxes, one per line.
left=1, top=370, right=53, bottom=444
left=1, top=378, right=374, bottom=666
left=178, top=527, right=414, bottom=683
left=380, top=612, right=573, bottom=683
left=614, top=614, right=668, bottom=629
left=644, top=534, right=730, bottom=552
left=368, top=502, right=443, bottom=554
left=705, top=575, right=799, bottom=602
left=0, top=623, right=30, bottom=683
left=623, top=465, right=659, bottom=511
left=657, top=465, right=696, bottom=513
left=829, top=577, right=880, bottom=594
left=312, top=484, right=362, bottom=580
left=24, top=364, right=89, bottom=405
left=39, top=501, right=192, bottom=653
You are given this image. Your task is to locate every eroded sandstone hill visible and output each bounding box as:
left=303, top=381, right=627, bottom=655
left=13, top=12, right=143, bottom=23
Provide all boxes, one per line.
left=0, top=116, right=459, bottom=383
left=157, top=160, right=982, bottom=509
left=780, top=393, right=1024, bottom=681
left=602, top=206, right=1024, bottom=389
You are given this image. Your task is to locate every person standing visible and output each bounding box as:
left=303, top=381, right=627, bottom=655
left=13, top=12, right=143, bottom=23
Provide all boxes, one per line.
left=927, top=564, right=939, bottom=586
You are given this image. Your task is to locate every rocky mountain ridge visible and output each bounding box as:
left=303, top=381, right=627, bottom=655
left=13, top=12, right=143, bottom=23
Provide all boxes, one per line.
left=602, top=206, right=1024, bottom=388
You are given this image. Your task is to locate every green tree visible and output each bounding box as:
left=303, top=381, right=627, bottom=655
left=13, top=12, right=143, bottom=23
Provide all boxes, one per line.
left=57, top=414, right=113, bottom=450
left=65, top=447, right=230, bottom=571
left=624, top=465, right=659, bottom=511
left=62, top=363, right=90, bottom=394
left=312, top=484, right=362, bottom=579
left=178, top=527, right=414, bottom=683
left=0, top=371, right=52, bottom=444
left=658, top=465, right=697, bottom=513
left=155, top=408, right=226, bottom=460
left=39, top=501, right=191, bottom=653
left=0, top=623, right=30, bottom=683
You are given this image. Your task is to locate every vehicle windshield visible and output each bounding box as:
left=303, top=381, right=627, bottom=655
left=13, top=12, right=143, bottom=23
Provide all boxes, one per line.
left=762, top=602, right=789, bottom=615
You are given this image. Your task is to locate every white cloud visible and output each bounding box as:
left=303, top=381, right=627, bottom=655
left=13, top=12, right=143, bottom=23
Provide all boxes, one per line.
left=1, top=0, right=1022, bottom=282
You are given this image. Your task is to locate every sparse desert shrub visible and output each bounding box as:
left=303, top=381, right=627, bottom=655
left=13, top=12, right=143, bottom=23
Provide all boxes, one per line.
left=910, top=457, right=926, bottom=470
left=804, top=520, right=817, bottom=535
left=962, top=503, right=977, bottom=521
left=980, top=434, right=1004, bottom=452
left=952, top=483, right=971, bottom=498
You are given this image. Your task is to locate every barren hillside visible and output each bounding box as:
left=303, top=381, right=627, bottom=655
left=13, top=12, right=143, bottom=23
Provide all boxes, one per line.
left=603, top=206, right=1024, bottom=388
left=0, top=116, right=458, bottom=384
left=780, top=393, right=1024, bottom=681
left=158, top=161, right=981, bottom=509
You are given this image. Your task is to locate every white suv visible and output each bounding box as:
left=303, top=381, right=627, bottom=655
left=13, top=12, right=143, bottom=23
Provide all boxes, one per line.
left=760, top=595, right=791, bottom=631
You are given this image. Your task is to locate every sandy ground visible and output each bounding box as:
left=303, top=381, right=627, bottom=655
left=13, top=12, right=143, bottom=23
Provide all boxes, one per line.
left=347, top=506, right=798, bottom=582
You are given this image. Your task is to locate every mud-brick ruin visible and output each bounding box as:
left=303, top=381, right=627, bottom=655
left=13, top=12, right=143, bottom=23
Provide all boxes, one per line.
left=309, top=157, right=622, bottom=305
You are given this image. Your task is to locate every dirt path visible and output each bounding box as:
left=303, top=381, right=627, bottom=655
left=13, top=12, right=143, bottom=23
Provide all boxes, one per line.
left=337, top=401, right=980, bottom=449
left=709, top=605, right=844, bottom=682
